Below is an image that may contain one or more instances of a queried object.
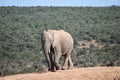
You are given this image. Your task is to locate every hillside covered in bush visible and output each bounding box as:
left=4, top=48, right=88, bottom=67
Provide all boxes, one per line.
left=0, top=6, right=120, bottom=76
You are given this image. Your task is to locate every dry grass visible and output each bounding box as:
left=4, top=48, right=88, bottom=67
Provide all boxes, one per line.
left=77, top=40, right=105, bottom=49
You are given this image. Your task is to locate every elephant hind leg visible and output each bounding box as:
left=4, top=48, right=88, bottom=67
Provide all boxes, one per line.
left=62, top=54, right=69, bottom=70
left=62, top=55, right=73, bottom=70
left=68, top=56, right=74, bottom=69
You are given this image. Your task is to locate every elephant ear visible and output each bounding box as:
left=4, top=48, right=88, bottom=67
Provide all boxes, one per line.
left=51, top=30, right=57, bottom=48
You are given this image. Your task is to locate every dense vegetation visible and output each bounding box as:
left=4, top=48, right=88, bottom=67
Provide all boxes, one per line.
left=0, top=6, right=120, bottom=76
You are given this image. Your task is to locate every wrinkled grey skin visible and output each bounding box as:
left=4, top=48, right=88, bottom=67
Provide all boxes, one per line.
left=41, top=29, right=74, bottom=71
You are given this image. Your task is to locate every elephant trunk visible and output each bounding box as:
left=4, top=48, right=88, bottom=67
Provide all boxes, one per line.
left=44, top=45, right=51, bottom=70
left=45, top=53, right=51, bottom=70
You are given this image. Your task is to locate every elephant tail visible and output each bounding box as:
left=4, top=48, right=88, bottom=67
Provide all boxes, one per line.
left=72, top=49, right=77, bottom=55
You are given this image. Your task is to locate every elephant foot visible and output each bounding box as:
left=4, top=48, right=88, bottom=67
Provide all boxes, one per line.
left=56, top=64, right=61, bottom=70
left=51, top=69, right=56, bottom=72
left=62, top=66, right=68, bottom=70
left=48, top=68, right=56, bottom=72
left=48, top=67, right=56, bottom=72
left=68, top=66, right=74, bottom=69
left=48, top=68, right=52, bottom=71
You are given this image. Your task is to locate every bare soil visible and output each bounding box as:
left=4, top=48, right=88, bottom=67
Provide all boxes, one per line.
left=0, top=67, right=120, bottom=80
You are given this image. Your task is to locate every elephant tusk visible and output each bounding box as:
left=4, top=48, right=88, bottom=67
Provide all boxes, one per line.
left=48, top=48, right=50, bottom=54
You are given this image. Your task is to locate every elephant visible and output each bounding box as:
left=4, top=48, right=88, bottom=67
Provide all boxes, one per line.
left=41, top=29, right=74, bottom=71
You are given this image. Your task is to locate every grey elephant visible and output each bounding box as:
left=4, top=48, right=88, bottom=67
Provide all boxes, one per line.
left=41, top=29, right=74, bottom=71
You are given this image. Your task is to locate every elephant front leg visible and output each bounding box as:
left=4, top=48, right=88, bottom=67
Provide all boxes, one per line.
left=54, top=53, right=61, bottom=70
left=49, top=52, right=56, bottom=72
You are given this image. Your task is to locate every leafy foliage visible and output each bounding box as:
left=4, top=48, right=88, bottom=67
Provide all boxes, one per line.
left=0, top=6, right=120, bottom=76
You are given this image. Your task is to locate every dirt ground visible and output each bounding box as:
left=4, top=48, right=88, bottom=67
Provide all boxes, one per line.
left=0, top=67, right=120, bottom=80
